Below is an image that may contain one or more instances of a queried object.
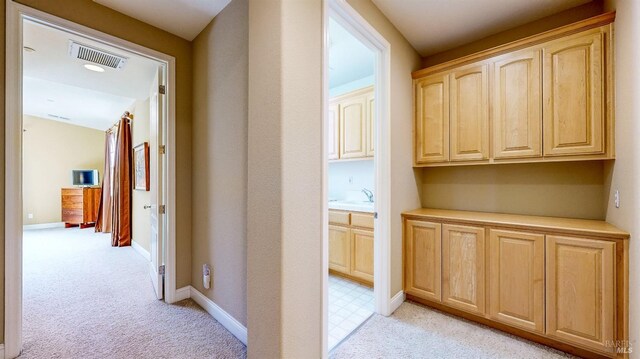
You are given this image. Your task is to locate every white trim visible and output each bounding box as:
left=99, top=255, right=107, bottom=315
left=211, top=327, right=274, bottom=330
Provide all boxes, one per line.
left=22, top=222, right=65, bottom=231
left=389, top=290, right=405, bottom=314
left=189, top=286, right=248, bottom=345
left=131, top=240, right=151, bottom=262
left=5, top=3, right=178, bottom=357
left=174, top=285, right=191, bottom=302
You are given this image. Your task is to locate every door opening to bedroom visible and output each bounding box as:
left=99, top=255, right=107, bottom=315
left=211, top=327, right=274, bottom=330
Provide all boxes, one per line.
left=20, top=17, right=168, bottom=350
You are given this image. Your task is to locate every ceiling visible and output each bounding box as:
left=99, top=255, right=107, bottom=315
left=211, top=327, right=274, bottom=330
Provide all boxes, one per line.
left=372, top=0, right=593, bottom=57
left=329, top=18, right=374, bottom=89
left=23, top=20, right=159, bottom=130
left=94, top=0, right=232, bottom=41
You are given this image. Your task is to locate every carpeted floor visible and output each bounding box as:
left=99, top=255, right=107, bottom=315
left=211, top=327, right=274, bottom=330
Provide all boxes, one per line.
left=20, top=227, right=246, bottom=359
left=331, top=301, right=576, bottom=359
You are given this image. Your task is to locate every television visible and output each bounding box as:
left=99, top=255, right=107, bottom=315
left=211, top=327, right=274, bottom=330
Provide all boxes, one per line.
left=72, top=169, right=99, bottom=187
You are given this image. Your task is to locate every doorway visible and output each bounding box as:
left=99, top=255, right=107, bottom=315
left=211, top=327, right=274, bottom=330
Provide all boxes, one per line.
left=5, top=3, right=177, bottom=358
left=324, top=0, right=392, bottom=355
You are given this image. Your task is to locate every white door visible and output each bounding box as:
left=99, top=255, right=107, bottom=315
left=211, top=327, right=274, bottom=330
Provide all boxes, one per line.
left=149, top=66, right=165, bottom=299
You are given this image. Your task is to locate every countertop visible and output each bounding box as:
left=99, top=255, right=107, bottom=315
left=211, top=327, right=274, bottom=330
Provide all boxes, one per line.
left=329, top=200, right=374, bottom=213
left=402, top=208, right=630, bottom=240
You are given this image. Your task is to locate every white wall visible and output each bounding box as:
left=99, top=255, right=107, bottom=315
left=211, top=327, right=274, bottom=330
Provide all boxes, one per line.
left=328, top=160, right=374, bottom=201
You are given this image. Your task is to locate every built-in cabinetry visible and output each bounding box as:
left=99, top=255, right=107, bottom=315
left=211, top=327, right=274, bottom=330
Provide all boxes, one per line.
left=402, top=208, right=629, bottom=358
left=413, top=13, right=615, bottom=167
left=329, top=86, right=374, bottom=161
left=329, top=209, right=374, bottom=285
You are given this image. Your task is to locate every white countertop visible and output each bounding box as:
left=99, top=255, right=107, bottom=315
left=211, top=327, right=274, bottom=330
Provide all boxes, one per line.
left=328, top=200, right=374, bottom=213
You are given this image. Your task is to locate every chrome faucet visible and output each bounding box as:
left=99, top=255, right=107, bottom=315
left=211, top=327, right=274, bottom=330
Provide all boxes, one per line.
left=362, top=188, right=374, bottom=203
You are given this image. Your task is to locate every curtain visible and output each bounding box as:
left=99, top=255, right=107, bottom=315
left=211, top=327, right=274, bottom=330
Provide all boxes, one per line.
left=111, top=117, right=133, bottom=247
left=95, top=131, right=115, bottom=233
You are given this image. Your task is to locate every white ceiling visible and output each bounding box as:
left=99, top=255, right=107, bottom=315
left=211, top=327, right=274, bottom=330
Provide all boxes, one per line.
left=329, top=18, right=374, bottom=89
left=94, top=0, right=232, bottom=41
left=23, top=20, right=159, bottom=130
left=372, top=0, right=593, bottom=57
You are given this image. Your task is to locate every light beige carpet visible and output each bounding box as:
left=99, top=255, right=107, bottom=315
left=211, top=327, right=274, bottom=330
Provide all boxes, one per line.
left=331, top=301, right=575, bottom=359
left=20, top=227, right=246, bottom=359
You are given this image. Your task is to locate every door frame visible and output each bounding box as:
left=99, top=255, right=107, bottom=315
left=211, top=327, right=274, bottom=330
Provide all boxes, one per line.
left=323, top=0, right=392, bottom=356
left=5, top=2, right=178, bottom=358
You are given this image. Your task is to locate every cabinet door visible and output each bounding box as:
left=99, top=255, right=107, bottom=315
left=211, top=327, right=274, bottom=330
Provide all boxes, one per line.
left=404, top=220, right=441, bottom=302
left=329, top=225, right=350, bottom=274
left=414, top=74, right=449, bottom=164
left=450, top=63, right=489, bottom=161
left=489, top=229, right=544, bottom=333
left=366, top=93, right=375, bottom=157
left=350, top=229, right=374, bottom=283
left=546, top=235, right=615, bottom=354
left=340, top=94, right=367, bottom=159
left=328, top=103, right=339, bottom=160
left=493, top=50, right=542, bottom=159
left=543, top=30, right=605, bottom=156
left=442, top=224, right=485, bottom=314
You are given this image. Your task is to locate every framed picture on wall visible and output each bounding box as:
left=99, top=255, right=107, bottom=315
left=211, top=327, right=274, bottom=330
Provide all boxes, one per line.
left=133, top=142, right=150, bottom=191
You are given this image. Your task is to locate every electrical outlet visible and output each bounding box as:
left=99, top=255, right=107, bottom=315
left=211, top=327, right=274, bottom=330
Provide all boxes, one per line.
left=348, top=176, right=353, bottom=184
left=27, top=213, right=33, bottom=219
left=615, top=190, right=620, bottom=208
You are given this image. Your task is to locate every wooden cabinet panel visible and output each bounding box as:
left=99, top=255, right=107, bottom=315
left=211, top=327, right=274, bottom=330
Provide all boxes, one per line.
left=351, top=229, right=374, bottom=283
left=415, top=73, right=449, bottom=164
left=366, top=94, right=375, bottom=157
left=328, top=210, right=350, bottom=226
left=328, top=103, right=339, bottom=160
left=351, top=212, right=374, bottom=229
left=405, top=220, right=441, bottom=302
left=442, top=224, right=485, bottom=314
left=493, top=50, right=542, bottom=159
left=329, top=225, right=350, bottom=274
left=450, top=64, right=489, bottom=161
left=340, top=94, right=368, bottom=159
left=543, top=30, right=605, bottom=157
left=546, top=235, right=615, bottom=354
left=489, top=229, right=544, bottom=333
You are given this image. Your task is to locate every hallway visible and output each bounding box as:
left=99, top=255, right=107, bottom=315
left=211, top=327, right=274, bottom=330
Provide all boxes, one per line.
left=20, top=228, right=246, bottom=359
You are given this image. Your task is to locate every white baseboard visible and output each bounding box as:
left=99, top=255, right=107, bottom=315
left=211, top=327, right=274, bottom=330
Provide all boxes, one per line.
left=389, top=290, right=405, bottom=314
left=131, top=240, right=151, bottom=261
left=174, top=286, right=191, bottom=302
left=23, top=222, right=65, bottom=230
left=188, top=286, right=248, bottom=345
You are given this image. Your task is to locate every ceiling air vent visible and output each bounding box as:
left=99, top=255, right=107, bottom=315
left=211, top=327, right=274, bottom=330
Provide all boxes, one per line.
left=68, top=41, right=128, bottom=70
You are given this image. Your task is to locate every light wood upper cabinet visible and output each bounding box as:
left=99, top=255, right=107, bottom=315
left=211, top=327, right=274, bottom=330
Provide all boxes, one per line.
left=366, top=94, right=375, bottom=157
left=412, top=18, right=614, bottom=167
left=350, top=229, right=374, bottom=283
left=405, top=220, right=442, bottom=302
left=546, top=235, right=615, bottom=354
left=543, top=29, right=605, bottom=157
left=328, top=103, right=339, bottom=160
left=442, top=224, right=485, bottom=315
left=450, top=63, right=489, bottom=161
left=339, top=93, right=368, bottom=159
left=493, top=49, right=542, bottom=159
left=489, top=229, right=544, bottom=334
left=414, top=73, right=449, bottom=164
left=329, top=225, right=350, bottom=274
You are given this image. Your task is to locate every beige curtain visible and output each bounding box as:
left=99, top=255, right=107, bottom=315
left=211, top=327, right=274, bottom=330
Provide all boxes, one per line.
left=95, top=131, right=115, bottom=233
left=111, top=117, right=132, bottom=247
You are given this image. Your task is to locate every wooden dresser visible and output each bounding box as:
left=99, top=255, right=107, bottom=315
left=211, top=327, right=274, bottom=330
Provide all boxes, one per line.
left=61, top=187, right=101, bottom=228
left=403, top=208, right=630, bottom=358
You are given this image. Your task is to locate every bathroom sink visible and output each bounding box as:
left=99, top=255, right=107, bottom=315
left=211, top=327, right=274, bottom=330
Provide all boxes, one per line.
left=328, top=200, right=374, bottom=213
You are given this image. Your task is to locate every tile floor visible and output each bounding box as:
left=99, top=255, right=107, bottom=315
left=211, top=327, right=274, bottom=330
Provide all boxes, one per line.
left=328, top=275, right=374, bottom=351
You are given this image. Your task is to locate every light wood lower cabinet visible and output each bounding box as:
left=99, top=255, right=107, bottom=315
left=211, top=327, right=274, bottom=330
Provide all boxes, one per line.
left=546, top=235, right=615, bottom=354
left=329, top=210, right=374, bottom=286
left=403, top=208, right=629, bottom=358
left=329, top=225, right=350, bottom=273
left=442, top=224, right=485, bottom=315
left=404, top=220, right=441, bottom=301
left=489, top=229, right=544, bottom=334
